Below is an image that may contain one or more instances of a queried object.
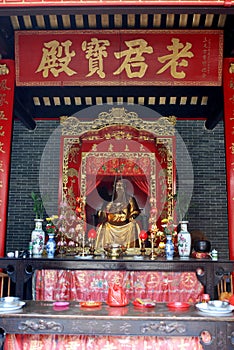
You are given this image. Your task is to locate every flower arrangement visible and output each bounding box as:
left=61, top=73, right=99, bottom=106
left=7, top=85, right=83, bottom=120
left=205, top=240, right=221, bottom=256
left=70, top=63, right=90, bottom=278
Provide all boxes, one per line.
left=45, top=215, right=58, bottom=235
left=161, top=217, right=177, bottom=238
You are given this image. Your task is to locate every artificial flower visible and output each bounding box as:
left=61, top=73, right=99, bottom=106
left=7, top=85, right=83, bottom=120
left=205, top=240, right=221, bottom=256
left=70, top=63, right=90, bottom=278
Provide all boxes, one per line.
left=45, top=215, right=58, bottom=234
left=161, top=217, right=177, bottom=237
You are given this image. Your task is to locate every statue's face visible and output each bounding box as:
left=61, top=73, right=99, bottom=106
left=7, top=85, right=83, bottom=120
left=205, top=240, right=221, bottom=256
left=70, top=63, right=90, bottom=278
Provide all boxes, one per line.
left=115, top=181, right=125, bottom=192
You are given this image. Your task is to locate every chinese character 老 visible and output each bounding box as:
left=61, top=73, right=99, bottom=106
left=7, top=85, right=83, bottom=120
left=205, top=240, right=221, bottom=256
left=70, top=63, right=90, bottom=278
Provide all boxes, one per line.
left=157, top=38, right=194, bottom=79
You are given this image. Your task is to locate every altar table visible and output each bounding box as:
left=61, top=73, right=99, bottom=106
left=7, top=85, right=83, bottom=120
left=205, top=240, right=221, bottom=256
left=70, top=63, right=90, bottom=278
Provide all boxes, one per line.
left=1, top=301, right=234, bottom=350
left=1, top=257, right=234, bottom=350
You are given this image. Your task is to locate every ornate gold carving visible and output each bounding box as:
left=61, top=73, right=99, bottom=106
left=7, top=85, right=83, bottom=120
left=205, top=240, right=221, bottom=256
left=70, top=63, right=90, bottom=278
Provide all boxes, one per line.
left=67, top=168, right=79, bottom=177
left=157, top=137, right=175, bottom=218
left=229, top=63, right=234, bottom=74
left=0, top=64, right=9, bottom=75
left=61, top=107, right=176, bottom=137
left=62, top=138, right=80, bottom=202
left=61, top=108, right=176, bottom=224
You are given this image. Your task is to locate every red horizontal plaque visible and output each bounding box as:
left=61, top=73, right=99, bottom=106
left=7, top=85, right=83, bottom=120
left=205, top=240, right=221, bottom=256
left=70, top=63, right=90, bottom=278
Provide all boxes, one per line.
left=15, top=30, right=223, bottom=86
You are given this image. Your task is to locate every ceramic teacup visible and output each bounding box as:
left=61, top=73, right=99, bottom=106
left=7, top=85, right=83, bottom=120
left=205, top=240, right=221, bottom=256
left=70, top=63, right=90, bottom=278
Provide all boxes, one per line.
left=207, top=300, right=229, bottom=310
left=1, top=296, right=20, bottom=307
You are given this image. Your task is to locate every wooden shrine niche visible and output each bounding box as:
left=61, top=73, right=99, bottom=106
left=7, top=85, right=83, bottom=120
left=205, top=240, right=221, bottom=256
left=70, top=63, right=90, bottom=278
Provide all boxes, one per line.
left=60, top=107, right=176, bottom=242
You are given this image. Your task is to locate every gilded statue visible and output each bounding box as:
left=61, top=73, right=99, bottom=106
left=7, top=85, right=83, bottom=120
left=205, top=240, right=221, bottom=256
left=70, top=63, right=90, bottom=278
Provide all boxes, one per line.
left=95, top=179, right=141, bottom=249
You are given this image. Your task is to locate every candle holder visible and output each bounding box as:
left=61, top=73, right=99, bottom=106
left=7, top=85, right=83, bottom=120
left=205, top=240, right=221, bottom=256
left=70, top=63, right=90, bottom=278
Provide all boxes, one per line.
left=89, top=238, right=95, bottom=256
left=81, top=233, right=86, bottom=256
left=139, top=230, right=148, bottom=256
left=88, top=229, right=97, bottom=256
left=140, top=239, right=146, bottom=256
left=57, top=235, right=67, bottom=256
left=149, top=236, right=157, bottom=260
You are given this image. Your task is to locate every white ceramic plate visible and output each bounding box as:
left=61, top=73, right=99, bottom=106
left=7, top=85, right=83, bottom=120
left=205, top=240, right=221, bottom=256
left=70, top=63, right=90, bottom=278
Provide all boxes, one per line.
left=0, top=301, right=25, bottom=313
left=196, top=302, right=234, bottom=315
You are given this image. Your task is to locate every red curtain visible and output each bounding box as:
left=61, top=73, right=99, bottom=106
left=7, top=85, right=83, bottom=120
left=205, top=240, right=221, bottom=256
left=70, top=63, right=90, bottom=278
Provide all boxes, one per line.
left=34, top=270, right=203, bottom=303
left=4, top=334, right=204, bottom=350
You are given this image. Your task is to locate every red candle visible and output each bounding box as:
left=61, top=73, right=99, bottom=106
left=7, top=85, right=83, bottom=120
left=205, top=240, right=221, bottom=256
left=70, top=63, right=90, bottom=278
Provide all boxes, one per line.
left=139, top=230, right=148, bottom=241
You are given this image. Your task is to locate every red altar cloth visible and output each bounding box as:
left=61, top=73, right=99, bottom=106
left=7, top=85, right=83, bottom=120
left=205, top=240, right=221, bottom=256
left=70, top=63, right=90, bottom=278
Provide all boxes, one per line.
left=4, top=334, right=203, bottom=350
left=34, top=270, right=204, bottom=303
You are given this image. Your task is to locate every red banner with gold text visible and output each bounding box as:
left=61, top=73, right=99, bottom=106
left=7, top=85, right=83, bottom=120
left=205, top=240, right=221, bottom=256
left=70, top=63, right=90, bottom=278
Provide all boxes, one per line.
left=0, top=60, right=15, bottom=257
left=223, top=58, right=234, bottom=260
left=15, top=30, right=223, bottom=87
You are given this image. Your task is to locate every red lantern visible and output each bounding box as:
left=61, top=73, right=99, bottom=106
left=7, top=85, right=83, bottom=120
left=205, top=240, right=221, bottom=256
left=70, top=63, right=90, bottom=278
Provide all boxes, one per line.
left=88, top=229, right=97, bottom=239
left=139, top=230, right=148, bottom=241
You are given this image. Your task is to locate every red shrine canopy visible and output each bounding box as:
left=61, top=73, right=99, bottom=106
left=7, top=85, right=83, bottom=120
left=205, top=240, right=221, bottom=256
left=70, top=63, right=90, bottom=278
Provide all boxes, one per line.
left=60, top=115, right=176, bottom=232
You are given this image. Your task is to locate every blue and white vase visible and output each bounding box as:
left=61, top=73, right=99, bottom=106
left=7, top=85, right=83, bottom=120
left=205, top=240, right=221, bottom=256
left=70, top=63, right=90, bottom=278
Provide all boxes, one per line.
left=46, top=233, right=56, bottom=258
left=178, top=221, right=191, bottom=259
left=165, top=235, right=174, bottom=260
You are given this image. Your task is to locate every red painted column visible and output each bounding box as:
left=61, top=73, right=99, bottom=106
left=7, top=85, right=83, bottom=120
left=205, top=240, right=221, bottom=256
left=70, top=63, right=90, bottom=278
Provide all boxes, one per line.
left=223, top=58, right=234, bottom=260
left=0, top=60, right=15, bottom=257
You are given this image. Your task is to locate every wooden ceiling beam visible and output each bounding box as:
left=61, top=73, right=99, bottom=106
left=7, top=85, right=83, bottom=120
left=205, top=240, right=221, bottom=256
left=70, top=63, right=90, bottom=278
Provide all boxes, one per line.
left=1, top=6, right=234, bottom=17
left=14, top=96, right=37, bottom=130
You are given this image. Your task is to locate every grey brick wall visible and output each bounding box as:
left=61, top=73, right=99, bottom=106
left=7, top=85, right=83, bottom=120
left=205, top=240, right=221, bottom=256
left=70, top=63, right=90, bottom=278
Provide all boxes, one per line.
left=6, top=118, right=228, bottom=258
left=6, top=119, right=60, bottom=253
left=176, top=120, right=228, bottom=259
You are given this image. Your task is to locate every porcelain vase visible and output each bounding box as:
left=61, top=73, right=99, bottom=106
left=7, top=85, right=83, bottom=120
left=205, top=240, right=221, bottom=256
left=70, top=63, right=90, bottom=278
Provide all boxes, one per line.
left=178, top=221, right=191, bottom=259
left=46, top=233, right=56, bottom=258
left=165, top=235, right=174, bottom=260
left=31, top=219, right=45, bottom=256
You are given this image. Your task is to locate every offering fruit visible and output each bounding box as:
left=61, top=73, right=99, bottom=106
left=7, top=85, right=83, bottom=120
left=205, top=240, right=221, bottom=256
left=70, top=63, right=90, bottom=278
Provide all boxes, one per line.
left=219, top=292, right=233, bottom=302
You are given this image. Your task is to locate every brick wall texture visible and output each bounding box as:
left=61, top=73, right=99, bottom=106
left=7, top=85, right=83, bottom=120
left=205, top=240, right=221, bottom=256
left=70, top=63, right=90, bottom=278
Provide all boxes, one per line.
left=6, top=118, right=228, bottom=258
